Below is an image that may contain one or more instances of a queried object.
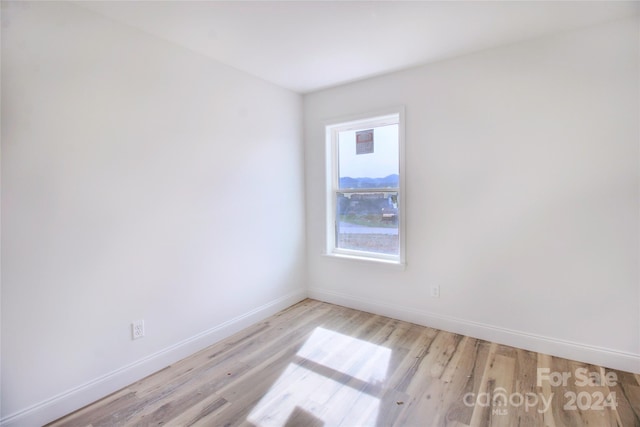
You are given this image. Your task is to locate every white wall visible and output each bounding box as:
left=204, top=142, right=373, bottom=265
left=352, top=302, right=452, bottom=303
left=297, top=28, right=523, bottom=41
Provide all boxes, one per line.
left=1, top=2, right=306, bottom=425
left=305, top=17, right=639, bottom=373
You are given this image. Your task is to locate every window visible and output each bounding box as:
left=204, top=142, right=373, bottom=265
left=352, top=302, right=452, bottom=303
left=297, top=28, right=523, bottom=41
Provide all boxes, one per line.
left=325, top=109, right=405, bottom=265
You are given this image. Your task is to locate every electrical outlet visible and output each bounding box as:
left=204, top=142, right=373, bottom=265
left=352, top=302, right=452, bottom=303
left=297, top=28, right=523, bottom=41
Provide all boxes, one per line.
left=132, top=320, right=145, bottom=340
left=430, top=285, right=440, bottom=298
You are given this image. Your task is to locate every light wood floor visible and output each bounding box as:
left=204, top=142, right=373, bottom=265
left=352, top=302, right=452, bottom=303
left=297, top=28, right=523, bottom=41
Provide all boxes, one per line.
left=49, top=299, right=640, bottom=427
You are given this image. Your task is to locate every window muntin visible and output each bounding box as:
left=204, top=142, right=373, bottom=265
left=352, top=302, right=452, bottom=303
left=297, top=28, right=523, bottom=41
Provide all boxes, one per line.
left=326, top=111, right=404, bottom=264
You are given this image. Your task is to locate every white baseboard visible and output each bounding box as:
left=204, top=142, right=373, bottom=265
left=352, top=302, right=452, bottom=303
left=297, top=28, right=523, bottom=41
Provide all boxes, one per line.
left=1, top=289, right=307, bottom=427
left=308, top=287, right=640, bottom=374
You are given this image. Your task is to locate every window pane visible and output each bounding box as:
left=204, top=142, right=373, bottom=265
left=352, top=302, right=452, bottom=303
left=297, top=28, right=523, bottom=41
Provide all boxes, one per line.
left=336, top=191, right=399, bottom=255
left=338, top=124, right=399, bottom=190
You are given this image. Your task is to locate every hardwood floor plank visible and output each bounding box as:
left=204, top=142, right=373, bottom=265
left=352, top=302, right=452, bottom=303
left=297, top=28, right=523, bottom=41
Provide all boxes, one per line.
left=614, top=379, right=640, bottom=426
left=510, top=348, right=543, bottom=427
left=48, top=299, right=640, bottom=427
left=468, top=342, right=499, bottom=427
left=163, top=393, right=230, bottom=427
left=453, top=339, right=493, bottom=426
left=537, top=353, right=558, bottom=427
left=49, top=388, right=135, bottom=427
left=391, top=332, right=467, bottom=426
left=437, top=337, right=489, bottom=426
left=383, top=324, right=439, bottom=392
left=549, top=357, right=585, bottom=427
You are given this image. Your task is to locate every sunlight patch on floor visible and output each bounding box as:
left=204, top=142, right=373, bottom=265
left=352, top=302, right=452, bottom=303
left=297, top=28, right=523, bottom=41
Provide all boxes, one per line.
left=247, top=327, right=392, bottom=426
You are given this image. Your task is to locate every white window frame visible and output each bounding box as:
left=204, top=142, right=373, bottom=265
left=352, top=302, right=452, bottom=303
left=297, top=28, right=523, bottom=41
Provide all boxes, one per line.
left=324, top=107, right=406, bottom=266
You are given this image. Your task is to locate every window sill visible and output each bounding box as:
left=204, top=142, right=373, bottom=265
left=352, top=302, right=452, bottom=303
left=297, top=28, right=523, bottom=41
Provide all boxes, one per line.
left=322, top=252, right=406, bottom=271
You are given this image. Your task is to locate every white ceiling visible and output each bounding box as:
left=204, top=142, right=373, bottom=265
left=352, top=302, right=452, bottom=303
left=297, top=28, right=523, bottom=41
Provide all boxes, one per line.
left=76, top=1, right=639, bottom=94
